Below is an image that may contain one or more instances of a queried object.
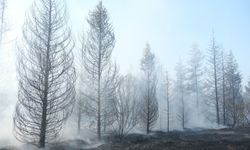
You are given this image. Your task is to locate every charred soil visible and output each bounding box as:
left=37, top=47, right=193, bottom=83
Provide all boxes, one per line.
left=2, top=127, right=250, bottom=150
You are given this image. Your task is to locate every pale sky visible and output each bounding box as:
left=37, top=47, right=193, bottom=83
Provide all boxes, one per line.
left=6, top=0, right=250, bottom=81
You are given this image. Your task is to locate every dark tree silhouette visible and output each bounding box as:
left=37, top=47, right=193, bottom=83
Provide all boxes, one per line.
left=165, top=71, right=172, bottom=132
left=140, top=43, right=159, bottom=134
left=13, top=0, right=75, bottom=148
left=187, top=44, right=204, bottom=120
left=111, top=74, right=139, bottom=139
left=224, top=51, right=243, bottom=126
left=207, top=32, right=221, bottom=125
left=175, top=59, right=188, bottom=129
left=80, top=1, right=115, bottom=139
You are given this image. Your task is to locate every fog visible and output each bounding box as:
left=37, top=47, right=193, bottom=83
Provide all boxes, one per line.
left=0, top=0, right=249, bottom=149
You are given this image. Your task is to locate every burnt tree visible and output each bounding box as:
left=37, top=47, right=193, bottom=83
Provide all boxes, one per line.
left=140, top=43, right=159, bottom=134
left=80, top=1, right=115, bottom=139
left=13, top=0, right=75, bottom=148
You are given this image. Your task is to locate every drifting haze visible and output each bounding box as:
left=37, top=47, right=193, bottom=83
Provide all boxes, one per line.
left=0, top=0, right=249, bottom=146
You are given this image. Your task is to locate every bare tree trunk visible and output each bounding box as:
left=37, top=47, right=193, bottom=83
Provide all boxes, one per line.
left=167, top=92, right=170, bottom=132
left=175, top=59, right=187, bottom=130
left=222, top=53, right=226, bottom=125
left=187, top=44, right=204, bottom=124
left=195, top=69, right=199, bottom=119
left=97, top=57, right=101, bottom=139
left=39, top=92, right=48, bottom=147
left=233, top=90, right=236, bottom=127
left=166, top=71, right=170, bottom=132
left=214, top=57, right=219, bottom=125
left=39, top=79, right=49, bottom=147
left=97, top=9, right=103, bottom=139
left=77, top=105, right=82, bottom=134
left=39, top=2, right=52, bottom=147
left=146, top=111, right=150, bottom=134
left=181, top=91, right=185, bottom=129
left=211, top=35, right=220, bottom=125
left=146, top=73, right=150, bottom=134
left=140, top=43, right=158, bottom=135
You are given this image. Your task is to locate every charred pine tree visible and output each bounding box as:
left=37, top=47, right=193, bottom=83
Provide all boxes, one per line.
left=165, top=71, right=171, bottom=132
left=224, top=51, right=243, bottom=127
left=175, top=59, right=188, bottom=129
left=187, top=44, right=204, bottom=120
left=140, top=43, right=159, bottom=134
left=221, top=51, right=226, bottom=125
left=81, top=2, right=115, bottom=139
left=13, top=0, right=75, bottom=148
left=207, top=32, right=221, bottom=125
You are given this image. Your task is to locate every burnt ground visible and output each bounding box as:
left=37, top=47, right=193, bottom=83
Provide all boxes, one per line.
left=84, top=128, right=250, bottom=150
left=1, top=127, right=250, bottom=150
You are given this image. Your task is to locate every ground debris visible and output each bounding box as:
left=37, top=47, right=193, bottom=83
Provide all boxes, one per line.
left=2, top=127, right=250, bottom=150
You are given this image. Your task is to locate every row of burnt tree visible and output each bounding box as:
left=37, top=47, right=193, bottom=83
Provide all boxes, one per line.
left=12, top=0, right=159, bottom=147
left=77, top=7, right=159, bottom=138
left=174, top=38, right=245, bottom=129
left=7, top=0, right=250, bottom=148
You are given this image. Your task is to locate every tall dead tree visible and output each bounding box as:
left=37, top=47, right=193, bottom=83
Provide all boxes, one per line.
left=139, top=43, right=159, bottom=134
left=224, top=51, right=243, bottom=127
left=76, top=88, right=85, bottom=135
left=81, top=1, right=115, bottom=139
left=221, top=50, right=226, bottom=125
left=187, top=44, right=204, bottom=120
left=175, top=59, right=188, bottom=129
left=207, top=32, right=221, bottom=125
left=13, top=0, right=75, bottom=148
left=165, top=71, right=171, bottom=132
